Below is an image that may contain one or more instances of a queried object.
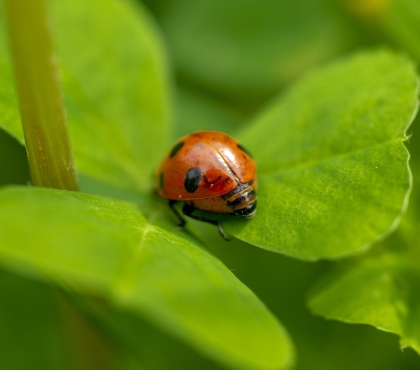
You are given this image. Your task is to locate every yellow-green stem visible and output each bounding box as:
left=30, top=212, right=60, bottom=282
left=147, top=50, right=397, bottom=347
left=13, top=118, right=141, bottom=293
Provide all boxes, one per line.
left=4, top=0, right=78, bottom=190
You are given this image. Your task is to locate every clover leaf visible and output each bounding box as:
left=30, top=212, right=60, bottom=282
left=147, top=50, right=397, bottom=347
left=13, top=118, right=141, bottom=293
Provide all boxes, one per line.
left=0, top=1, right=294, bottom=369
left=308, top=252, right=420, bottom=354
left=226, top=50, right=418, bottom=260
left=0, top=0, right=418, bottom=369
left=306, top=111, right=420, bottom=357
left=0, top=187, right=294, bottom=370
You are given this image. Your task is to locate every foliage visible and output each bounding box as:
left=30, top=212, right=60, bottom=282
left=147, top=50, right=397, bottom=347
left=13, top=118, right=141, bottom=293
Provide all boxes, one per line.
left=0, top=0, right=420, bottom=369
left=228, top=50, right=417, bottom=259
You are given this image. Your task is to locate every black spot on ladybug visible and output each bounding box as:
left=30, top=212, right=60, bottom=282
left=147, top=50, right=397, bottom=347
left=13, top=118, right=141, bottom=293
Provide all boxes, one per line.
left=237, top=143, right=253, bottom=158
left=169, top=141, right=184, bottom=158
left=159, top=172, right=164, bottom=190
left=184, top=167, right=202, bottom=193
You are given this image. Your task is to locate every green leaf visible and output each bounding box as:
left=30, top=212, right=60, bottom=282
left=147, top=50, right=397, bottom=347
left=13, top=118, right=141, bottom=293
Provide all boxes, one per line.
left=0, top=14, right=23, bottom=145
left=209, top=236, right=420, bottom=370
left=385, top=0, right=420, bottom=63
left=153, top=0, right=369, bottom=102
left=73, top=295, right=226, bottom=370
left=0, top=186, right=294, bottom=370
left=307, top=253, right=420, bottom=354
left=0, top=0, right=172, bottom=192
left=306, top=111, right=420, bottom=357
left=224, top=49, right=419, bottom=260
left=0, top=270, right=67, bottom=370
left=394, top=113, right=420, bottom=246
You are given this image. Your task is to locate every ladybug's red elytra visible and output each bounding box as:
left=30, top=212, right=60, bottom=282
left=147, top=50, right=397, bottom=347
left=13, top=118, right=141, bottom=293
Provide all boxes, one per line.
left=156, top=131, right=257, bottom=239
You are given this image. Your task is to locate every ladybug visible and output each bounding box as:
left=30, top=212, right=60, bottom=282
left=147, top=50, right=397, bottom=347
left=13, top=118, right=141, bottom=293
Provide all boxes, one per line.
left=156, top=131, right=257, bottom=239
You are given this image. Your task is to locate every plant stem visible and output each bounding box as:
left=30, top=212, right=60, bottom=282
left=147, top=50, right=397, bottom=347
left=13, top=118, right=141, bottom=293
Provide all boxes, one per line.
left=3, top=2, right=114, bottom=369
left=56, top=293, right=115, bottom=370
left=4, top=0, right=78, bottom=191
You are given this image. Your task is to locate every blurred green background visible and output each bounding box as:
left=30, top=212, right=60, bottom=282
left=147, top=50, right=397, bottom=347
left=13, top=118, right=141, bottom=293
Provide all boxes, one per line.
left=1, top=0, right=420, bottom=369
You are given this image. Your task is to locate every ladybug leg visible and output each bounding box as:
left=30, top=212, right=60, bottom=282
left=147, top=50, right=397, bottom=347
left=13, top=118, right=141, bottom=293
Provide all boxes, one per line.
left=182, top=204, right=230, bottom=241
left=168, top=200, right=186, bottom=229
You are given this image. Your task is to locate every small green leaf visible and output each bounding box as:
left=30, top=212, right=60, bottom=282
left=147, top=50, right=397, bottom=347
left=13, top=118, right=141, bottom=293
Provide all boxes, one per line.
left=307, top=253, right=420, bottom=354
left=0, top=0, right=172, bottom=192
left=0, top=187, right=294, bottom=370
left=154, top=0, right=368, bottom=102
left=225, top=50, right=419, bottom=260
left=385, top=0, right=420, bottom=63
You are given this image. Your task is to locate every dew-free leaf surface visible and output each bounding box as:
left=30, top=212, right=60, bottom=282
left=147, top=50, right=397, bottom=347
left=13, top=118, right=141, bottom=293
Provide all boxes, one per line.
left=0, top=11, right=22, bottom=145
left=308, top=254, right=420, bottom=354
left=384, top=0, right=420, bottom=245
left=392, top=113, right=420, bottom=248
left=224, top=50, right=418, bottom=260
left=0, top=187, right=294, bottom=370
left=0, top=271, right=67, bottom=370
left=0, top=0, right=172, bottom=192
left=307, top=112, right=420, bottom=357
left=0, top=0, right=419, bottom=368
